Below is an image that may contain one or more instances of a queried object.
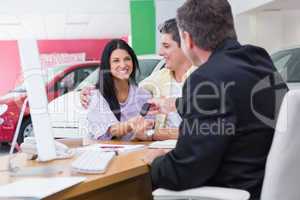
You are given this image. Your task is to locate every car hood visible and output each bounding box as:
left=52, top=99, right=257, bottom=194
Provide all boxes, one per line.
left=0, top=91, right=26, bottom=108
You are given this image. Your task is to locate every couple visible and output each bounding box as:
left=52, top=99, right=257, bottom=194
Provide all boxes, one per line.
left=81, top=18, right=192, bottom=141
left=83, top=0, right=288, bottom=199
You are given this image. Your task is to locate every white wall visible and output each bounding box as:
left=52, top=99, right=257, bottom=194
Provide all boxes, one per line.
left=282, top=10, right=300, bottom=48
left=235, top=10, right=300, bottom=54
left=229, top=0, right=274, bottom=15
left=155, top=0, right=185, bottom=51
left=153, top=0, right=278, bottom=53
left=153, top=0, right=300, bottom=55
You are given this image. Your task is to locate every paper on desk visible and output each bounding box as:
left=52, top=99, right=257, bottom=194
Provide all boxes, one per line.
left=148, top=140, right=177, bottom=149
left=0, top=177, right=86, bottom=200
left=76, top=144, right=145, bottom=155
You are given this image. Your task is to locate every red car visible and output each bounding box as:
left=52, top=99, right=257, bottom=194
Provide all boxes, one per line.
left=0, top=61, right=99, bottom=144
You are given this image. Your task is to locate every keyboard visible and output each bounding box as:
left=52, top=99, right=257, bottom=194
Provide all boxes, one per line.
left=71, top=151, right=115, bottom=174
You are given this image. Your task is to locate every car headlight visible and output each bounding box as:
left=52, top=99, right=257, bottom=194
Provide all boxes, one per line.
left=0, top=104, right=8, bottom=116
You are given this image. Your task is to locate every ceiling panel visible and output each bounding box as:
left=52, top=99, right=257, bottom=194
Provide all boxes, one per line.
left=44, top=14, right=65, bottom=39
left=0, top=27, right=12, bottom=39
left=65, top=24, right=89, bottom=39
left=87, top=13, right=129, bottom=37
left=260, top=0, right=300, bottom=10
left=0, top=0, right=129, bottom=14
left=67, top=0, right=129, bottom=14
left=66, top=14, right=91, bottom=24
left=1, top=25, right=25, bottom=39
left=0, top=0, right=130, bottom=40
left=21, top=14, right=45, bottom=39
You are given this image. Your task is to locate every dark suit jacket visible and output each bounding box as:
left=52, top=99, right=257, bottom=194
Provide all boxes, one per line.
left=150, top=39, right=288, bottom=200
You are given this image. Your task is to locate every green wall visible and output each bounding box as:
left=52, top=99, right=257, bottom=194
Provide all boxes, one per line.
left=130, top=0, right=156, bottom=55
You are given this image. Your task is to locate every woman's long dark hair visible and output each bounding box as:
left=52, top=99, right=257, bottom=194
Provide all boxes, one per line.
left=96, top=39, right=139, bottom=120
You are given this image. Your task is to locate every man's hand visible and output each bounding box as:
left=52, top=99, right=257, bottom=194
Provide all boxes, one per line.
left=148, top=97, right=177, bottom=115
left=80, top=85, right=95, bottom=109
left=143, top=149, right=170, bottom=165
left=129, top=116, right=155, bottom=141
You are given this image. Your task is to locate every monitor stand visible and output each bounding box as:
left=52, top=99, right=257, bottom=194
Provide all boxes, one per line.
left=7, top=98, right=63, bottom=177
left=9, top=164, right=63, bottom=177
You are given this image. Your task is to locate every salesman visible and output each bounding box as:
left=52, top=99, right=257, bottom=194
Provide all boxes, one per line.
left=143, top=0, right=288, bottom=199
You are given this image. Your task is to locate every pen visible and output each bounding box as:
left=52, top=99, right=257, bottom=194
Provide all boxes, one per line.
left=99, top=146, right=124, bottom=149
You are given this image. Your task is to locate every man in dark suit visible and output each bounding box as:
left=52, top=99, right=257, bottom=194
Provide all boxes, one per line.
left=144, top=0, right=288, bottom=199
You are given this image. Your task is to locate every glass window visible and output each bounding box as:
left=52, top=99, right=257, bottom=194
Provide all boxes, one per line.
left=74, top=67, right=96, bottom=88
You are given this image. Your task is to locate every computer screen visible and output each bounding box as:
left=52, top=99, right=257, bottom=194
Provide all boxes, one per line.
left=18, top=39, right=57, bottom=161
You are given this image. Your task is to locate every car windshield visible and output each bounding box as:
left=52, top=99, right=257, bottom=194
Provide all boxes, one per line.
left=136, top=59, right=160, bottom=83
left=12, top=64, right=70, bottom=92
left=76, top=69, right=99, bottom=91
left=271, top=48, right=300, bottom=82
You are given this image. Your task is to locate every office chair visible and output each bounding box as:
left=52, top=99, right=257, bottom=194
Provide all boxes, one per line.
left=153, top=90, right=299, bottom=200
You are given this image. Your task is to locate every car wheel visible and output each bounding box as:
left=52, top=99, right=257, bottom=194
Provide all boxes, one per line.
left=18, top=118, right=34, bottom=144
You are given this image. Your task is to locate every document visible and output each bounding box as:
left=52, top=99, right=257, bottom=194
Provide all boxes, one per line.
left=148, top=140, right=177, bottom=149
left=76, top=144, right=145, bottom=155
left=0, top=177, right=86, bottom=199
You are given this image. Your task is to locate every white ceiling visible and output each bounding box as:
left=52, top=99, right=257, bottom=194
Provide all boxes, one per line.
left=0, top=0, right=130, bottom=40
left=247, top=0, right=300, bottom=13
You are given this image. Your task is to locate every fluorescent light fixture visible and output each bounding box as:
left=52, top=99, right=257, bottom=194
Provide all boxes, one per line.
left=65, top=22, right=89, bottom=26
left=0, top=22, right=21, bottom=26
left=0, top=15, right=21, bottom=26
left=65, top=14, right=90, bottom=26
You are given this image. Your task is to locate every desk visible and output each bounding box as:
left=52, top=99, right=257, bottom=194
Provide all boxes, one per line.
left=0, top=140, right=153, bottom=200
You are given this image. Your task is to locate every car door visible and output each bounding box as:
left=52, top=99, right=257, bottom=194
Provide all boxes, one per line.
left=49, top=67, right=98, bottom=138
left=271, top=48, right=300, bottom=90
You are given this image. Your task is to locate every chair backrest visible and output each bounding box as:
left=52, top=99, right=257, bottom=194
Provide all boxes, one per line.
left=261, top=90, right=300, bottom=200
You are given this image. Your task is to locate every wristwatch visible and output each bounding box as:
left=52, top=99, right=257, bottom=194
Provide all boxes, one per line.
left=145, top=129, right=155, bottom=137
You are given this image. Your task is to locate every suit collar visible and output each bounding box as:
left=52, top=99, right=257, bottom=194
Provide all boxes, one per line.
left=213, top=38, right=241, bottom=53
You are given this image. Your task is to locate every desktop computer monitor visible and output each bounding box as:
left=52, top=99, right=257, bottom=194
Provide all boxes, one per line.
left=17, top=39, right=57, bottom=162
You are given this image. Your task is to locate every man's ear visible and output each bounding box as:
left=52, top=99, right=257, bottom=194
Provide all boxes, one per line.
left=182, top=31, right=193, bottom=49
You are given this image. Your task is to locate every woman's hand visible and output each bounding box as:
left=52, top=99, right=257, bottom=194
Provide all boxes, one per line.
left=108, top=121, right=133, bottom=138
left=80, top=85, right=95, bottom=109
left=129, top=116, right=155, bottom=141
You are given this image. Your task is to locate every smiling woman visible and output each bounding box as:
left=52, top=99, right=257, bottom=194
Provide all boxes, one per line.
left=87, top=39, right=155, bottom=141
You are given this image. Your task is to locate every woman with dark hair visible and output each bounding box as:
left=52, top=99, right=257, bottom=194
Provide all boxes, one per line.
left=87, top=39, right=154, bottom=141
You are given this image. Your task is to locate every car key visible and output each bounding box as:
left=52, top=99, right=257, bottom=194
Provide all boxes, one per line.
left=140, top=103, right=151, bottom=117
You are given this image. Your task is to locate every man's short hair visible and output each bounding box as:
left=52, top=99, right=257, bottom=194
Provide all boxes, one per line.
left=177, top=0, right=237, bottom=51
left=158, top=18, right=181, bottom=47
